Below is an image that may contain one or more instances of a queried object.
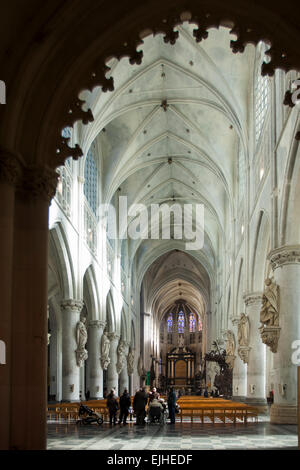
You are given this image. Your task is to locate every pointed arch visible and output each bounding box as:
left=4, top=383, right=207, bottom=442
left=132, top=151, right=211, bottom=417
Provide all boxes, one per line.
left=251, top=210, right=270, bottom=292
left=83, top=265, right=100, bottom=321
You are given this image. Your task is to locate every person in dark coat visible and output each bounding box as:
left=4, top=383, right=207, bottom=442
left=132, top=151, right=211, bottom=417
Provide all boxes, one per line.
left=107, top=389, right=119, bottom=425
left=118, top=389, right=131, bottom=424
left=133, top=387, right=148, bottom=425
left=167, top=387, right=177, bottom=424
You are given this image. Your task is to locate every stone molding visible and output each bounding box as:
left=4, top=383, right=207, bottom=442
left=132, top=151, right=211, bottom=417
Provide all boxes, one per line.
left=268, top=245, right=300, bottom=270
left=238, top=345, right=251, bottom=364
left=259, top=326, right=281, bottom=353
left=88, top=320, right=106, bottom=330
left=0, top=149, right=23, bottom=186
left=107, top=332, right=120, bottom=342
left=61, top=299, right=84, bottom=313
left=243, top=292, right=263, bottom=307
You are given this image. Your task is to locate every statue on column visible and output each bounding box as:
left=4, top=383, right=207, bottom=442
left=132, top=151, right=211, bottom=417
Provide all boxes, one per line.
left=116, top=340, right=126, bottom=374
left=237, top=314, right=251, bottom=364
left=238, top=313, right=250, bottom=346
left=100, top=329, right=111, bottom=370
left=137, top=356, right=146, bottom=378
left=127, top=347, right=135, bottom=375
left=76, top=316, right=88, bottom=367
left=259, top=278, right=280, bottom=353
left=260, top=278, right=279, bottom=327
left=224, top=330, right=236, bottom=369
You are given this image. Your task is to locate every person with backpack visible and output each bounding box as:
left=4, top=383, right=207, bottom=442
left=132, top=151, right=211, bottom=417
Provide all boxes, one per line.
left=118, top=389, right=131, bottom=425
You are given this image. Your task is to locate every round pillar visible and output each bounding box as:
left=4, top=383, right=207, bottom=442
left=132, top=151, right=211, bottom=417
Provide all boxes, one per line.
left=119, top=342, right=129, bottom=394
left=88, top=320, right=105, bottom=399
left=244, top=293, right=267, bottom=409
left=268, top=246, right=300, bottom=424
left=61, top=300, right=84, bottom=402
left=107, top=333, right=120, bottom=394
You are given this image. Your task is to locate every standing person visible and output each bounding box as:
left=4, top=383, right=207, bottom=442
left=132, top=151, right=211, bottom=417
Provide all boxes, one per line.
left=204, top=387, right=209, bottom=398
left=133, top=387, right=148, bottom=425
left=119, top=388, right=131, bottom=425
left=167, top=387, right=177, bottom=425
left=107, top=389, right=119, bottom=425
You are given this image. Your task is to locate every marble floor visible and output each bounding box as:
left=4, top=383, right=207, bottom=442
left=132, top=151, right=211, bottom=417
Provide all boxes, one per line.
left=47, top=417, right=298, bottom=450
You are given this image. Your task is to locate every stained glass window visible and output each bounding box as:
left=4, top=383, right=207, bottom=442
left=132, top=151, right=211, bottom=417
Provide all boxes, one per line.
left=189, top=313, right=196, bottom=333
left=178, top=311, right=185, bottom=334
left=167, top=314, right=173, bottom=333
left=84, top=143, right=98, bottom=216
left=198, top=318, right=203, bottom=332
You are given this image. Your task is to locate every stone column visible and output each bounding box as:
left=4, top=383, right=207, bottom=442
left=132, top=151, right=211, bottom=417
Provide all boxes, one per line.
left=61, top=299, right=84, bottom=402
left=244, top=293, right=267, bottom=409
left=88, top=320, right=105, bottom=399
left=0, top=150, right=21, bottom=450
left=10, top=166, right=58, bottom=450
left=119, top=342, right=129, bottom=394
left=107, top=333, right=120, bottom=393
left=231, top=317, right=247, bottom=400
left=268, top=246, right=300, bottom=424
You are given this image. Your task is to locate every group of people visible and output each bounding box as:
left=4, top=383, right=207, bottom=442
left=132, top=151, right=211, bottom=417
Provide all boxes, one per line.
left=106, top=387, right=177, bottom=426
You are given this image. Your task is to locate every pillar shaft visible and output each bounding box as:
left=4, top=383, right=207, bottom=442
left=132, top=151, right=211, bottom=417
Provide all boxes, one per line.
left=10, top=166, right=57, bottom=450
left=61, top=300, right=83, bottom=402
left=244, top=293, right=267, bottom=407
left=119, top=343, right=129, bottom=394
left=88, top=321, right=105, bottom=399
left=0, top=152, right=20, bottom=449
left=268, top=246, right=300, bottom=424
left=107, top=333, right=119, bottom=393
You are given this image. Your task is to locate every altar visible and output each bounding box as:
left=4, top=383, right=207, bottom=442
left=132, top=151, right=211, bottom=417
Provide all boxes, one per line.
left=166, top=347, right=196, bottom=389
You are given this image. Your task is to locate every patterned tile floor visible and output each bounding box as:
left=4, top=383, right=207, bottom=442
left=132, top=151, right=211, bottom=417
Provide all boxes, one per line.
left=47, top=416, right=298, bottom=450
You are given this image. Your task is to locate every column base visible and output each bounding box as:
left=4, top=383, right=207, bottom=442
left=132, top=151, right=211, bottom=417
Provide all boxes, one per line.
left=270, top=403, right=297, bottom=424
left=231, top=396, right=247, bottom=403
left=245, top=397, right=268, bottom=414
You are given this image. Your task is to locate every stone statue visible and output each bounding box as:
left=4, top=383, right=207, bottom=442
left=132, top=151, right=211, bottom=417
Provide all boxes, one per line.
left=75, top=316, right=88, bottom=367
left=100, top=329, right=111, bottom=370
left=238, top=313, right=250, bottom=347
left=225, top=330, right=235, bottom=356
left=260, top=278, right=279, bottom=327
left=178, top=334, right=185, bottom=348
left=116, top=340, right=126, bottom=374
left=127, top=347, right=135, bottom=375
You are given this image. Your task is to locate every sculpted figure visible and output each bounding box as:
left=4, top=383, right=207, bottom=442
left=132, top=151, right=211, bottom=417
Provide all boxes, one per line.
left=76, top=316, right=88, bottom=351
left=117, top=340, right=126, bottom=374
left=101, top=330, right=111, bottom=370
left=260, top=278, right=279, bottom=327
left=127, top=347, right=135, bottom=375
left=225, top=330, right=235, bottom=356
left=238, top=313, right=250, bottom=347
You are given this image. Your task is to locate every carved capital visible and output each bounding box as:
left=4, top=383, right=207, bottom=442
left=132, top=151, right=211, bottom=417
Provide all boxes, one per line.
left=259, top=326, right=281, bottom=353
left=61, top=299, right=84, bottom=313
left=243, top=292, right=263, bottom=307
left=17, top=166, right=59, bottom=202
left=107, top=332, right=120, bottom=343
left=268, top=245, right=300, bottom=270
left=0, top=149, right=22, bottom=186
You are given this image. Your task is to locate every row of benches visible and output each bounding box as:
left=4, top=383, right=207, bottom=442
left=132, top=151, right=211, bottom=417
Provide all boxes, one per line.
left=47, top=398, right=258, bottom=424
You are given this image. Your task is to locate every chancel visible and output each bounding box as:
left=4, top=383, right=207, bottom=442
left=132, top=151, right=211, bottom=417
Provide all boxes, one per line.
left=0, top=0, right=300, bottom=452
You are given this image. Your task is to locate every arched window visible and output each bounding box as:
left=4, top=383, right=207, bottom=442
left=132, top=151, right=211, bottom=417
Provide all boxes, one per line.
left=198, top=318, right=203, bottom=332
left=178, top=311, right=185, bottom=334
left=84, top=143, right=98, bottom=216
left=189, top=313, right=196, bottom=333
left=167, top=314, right=173, bottom=333
left=255, top=43, right=270, bottom=144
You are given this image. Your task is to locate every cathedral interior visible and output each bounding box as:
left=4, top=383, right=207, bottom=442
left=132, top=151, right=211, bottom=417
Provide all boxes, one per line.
left=0, top=0, right=300, bottom=452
